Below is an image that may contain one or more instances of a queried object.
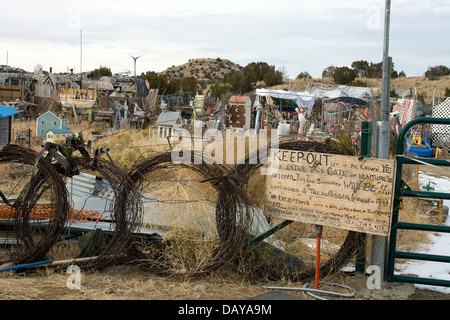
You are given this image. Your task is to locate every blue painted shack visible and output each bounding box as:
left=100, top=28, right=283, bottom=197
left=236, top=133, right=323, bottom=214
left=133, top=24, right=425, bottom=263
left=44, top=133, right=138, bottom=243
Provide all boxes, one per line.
left=0, top=105, right=20, bottom=145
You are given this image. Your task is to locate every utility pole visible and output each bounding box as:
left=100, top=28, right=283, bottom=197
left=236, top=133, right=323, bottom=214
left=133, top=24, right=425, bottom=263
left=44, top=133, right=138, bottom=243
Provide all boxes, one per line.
left=80, top=29, right=83, bottom=90
left=372, top=0, right=391, bottom=280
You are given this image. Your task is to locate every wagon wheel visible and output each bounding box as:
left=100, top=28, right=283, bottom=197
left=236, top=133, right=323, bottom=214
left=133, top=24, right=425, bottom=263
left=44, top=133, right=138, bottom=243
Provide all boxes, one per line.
left=233, top=140, right=366, bottom=282
left=0, top=144, right=69, bottom=266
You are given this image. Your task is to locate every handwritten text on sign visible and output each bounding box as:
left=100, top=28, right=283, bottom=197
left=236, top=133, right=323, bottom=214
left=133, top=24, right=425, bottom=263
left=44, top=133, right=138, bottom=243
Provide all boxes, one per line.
left=264, top=149, right=396, bottom=236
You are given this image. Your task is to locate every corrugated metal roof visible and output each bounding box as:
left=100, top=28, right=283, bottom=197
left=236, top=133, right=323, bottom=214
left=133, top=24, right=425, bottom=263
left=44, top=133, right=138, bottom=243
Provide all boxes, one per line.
left=155, top=111, right=181, bottom=126
left=0, top=105, right=19, bottom=118
left=66, top=172, right=115, bottom=220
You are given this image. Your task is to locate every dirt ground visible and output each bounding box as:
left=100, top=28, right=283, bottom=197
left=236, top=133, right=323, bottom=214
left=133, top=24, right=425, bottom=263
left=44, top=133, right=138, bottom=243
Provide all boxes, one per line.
left=0, top=262, right=448, bottom=301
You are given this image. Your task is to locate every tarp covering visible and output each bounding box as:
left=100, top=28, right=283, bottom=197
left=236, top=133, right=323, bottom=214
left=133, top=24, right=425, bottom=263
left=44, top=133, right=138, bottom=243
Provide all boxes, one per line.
left=255, top=88, right=316, bottom=112
left=307, top=84, right=376, bottom=100
left=327, top=96, right=368, bottom=106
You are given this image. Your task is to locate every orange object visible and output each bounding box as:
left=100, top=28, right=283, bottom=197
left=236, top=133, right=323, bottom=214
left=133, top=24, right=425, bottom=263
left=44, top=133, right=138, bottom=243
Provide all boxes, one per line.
left=0, top=205, right=104, bottom=222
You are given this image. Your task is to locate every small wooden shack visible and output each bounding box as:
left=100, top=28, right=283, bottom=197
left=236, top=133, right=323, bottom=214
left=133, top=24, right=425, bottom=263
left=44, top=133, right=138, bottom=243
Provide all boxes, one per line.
left=0, top=105, right=19, bottom=145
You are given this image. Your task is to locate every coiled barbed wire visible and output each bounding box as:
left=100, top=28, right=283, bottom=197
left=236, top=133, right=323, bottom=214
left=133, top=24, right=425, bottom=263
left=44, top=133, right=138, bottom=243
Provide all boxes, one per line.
left=126, top=150, right=253, bottom=277
left=0, top=138, right=365, bottom=279
left=233, top=139, right=366, bottom=282
left=66, top=155, right=143, bottom=271
left=0, top=143, right=142, bottom=271
left=0, top=144, right=69, bottom=265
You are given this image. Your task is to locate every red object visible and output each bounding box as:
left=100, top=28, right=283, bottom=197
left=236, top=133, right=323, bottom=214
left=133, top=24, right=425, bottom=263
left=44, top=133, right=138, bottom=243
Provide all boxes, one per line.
left=315, top=236, right=321, bottom=289
left=314, top=225, right=323, bottom=289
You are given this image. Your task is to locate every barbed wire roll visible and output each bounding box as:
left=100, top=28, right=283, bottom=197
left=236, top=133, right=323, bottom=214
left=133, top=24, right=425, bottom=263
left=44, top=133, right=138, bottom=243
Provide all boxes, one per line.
left=126, top=150, right=253, bottom=277
left=0, top=144, right=69, bottom=265
left=233, top=139, right=366, bottom=282
left=66, top=155, right=143, bottom=271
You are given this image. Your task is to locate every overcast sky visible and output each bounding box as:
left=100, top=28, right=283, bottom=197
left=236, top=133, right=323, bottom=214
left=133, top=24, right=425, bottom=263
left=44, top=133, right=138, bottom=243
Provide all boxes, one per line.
left=2, top=0, right=449, bottom=78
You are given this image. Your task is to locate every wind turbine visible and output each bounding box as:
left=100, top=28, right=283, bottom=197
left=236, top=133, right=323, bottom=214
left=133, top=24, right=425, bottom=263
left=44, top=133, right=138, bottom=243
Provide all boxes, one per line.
left=130, top=55, right=141, bottom=77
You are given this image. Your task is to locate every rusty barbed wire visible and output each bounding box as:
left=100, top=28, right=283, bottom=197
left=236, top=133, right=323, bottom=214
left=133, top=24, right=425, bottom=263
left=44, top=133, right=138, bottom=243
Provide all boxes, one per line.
left=125, top=150, right=254, bottom=277
left=66, top=155, right=143, bottom=271
left=0, top=144, right=70, bottom=265
left=232, top=139, right=366, bottom=282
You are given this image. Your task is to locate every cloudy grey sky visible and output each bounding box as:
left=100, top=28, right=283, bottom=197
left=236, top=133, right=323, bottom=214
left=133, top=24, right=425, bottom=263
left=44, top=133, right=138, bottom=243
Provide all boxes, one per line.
left=2, top=0, right=449, bottom=78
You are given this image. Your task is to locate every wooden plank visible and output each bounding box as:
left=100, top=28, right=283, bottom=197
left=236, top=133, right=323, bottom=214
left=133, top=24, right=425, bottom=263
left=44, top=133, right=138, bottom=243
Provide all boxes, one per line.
left=264, top=149, right=396, bottom=236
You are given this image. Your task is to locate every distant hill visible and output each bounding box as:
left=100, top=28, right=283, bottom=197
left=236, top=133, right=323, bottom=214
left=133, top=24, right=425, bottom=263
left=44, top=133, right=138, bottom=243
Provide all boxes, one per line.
left=159, top=58, right=242, bottom=82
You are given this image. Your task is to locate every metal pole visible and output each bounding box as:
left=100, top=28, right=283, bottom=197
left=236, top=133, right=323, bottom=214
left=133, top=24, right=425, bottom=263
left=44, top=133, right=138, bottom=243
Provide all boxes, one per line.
left=372, top=0, right=391, bottom=280
left=80, top=29, right=82, bottom=90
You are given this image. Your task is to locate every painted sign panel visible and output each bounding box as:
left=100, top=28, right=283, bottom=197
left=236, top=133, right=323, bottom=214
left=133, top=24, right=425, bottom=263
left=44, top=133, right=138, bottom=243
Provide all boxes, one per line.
left=264, top=149, right=396, bottom=236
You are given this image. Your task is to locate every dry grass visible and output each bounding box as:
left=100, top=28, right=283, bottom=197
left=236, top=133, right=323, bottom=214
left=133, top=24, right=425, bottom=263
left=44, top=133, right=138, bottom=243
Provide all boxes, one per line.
left=0, top=263, right=277, bottom=300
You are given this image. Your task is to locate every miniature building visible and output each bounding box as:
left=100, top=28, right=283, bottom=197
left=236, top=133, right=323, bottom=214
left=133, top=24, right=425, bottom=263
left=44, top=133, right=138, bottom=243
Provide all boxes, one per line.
left=46, top=128, right=73, bottom=144
left=36, top=111, right=70, bottom=139
left=155, top=111, right=183, bottom=139
left=228, top=95, right=252, bottom=129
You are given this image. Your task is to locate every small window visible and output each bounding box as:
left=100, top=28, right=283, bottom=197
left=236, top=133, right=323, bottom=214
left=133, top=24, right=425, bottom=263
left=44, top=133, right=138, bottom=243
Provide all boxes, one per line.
left=41, top=120, right=44, bottom=125
left=54, top=121, right=57, bottom=126
left=41, top=129, right=44, bottom=134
